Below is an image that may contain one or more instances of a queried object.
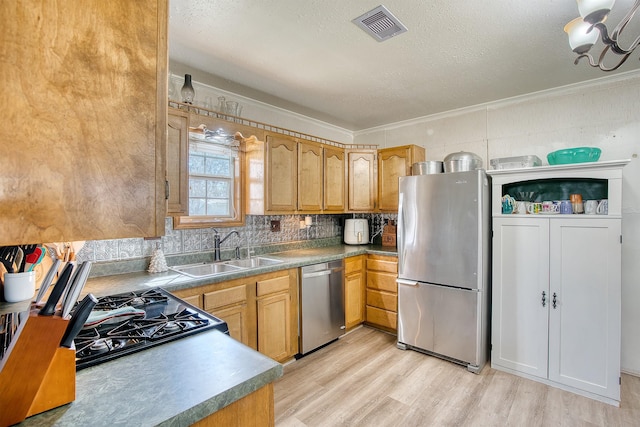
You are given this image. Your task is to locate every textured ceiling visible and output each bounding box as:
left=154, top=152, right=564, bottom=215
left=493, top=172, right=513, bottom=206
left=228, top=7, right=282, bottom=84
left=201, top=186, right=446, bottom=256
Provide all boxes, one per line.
left=169, top=0, right=640, bottom=131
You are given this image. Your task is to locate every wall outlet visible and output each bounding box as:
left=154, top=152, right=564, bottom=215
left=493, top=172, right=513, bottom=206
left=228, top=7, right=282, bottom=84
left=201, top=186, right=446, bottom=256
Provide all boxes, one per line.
left=270, top=220, right=281, bottom=232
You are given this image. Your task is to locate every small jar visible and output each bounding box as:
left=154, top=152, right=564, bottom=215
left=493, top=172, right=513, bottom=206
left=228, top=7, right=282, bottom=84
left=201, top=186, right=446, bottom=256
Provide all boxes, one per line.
left=570, top=193, right=583, bottom=214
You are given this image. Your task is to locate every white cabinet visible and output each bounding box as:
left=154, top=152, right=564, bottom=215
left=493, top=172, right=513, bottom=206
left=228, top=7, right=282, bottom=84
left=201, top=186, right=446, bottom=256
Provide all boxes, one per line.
left=493, top=217, right=621, bottom=402
left=489, top=160, right=628, bottom=406
left=492, top=217, right=550, bottom=379
left=548, top=218, right=621, bottom=398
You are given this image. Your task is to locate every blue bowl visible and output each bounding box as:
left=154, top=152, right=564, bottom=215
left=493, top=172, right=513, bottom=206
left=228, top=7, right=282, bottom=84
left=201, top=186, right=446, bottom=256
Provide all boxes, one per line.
left=547, top=147, right=601, bottom=165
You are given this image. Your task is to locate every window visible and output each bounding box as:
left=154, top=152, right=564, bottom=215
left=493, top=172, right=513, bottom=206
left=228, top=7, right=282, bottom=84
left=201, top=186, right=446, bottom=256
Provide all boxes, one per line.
left=188, top=149, right=234, bottom=217
left=172, top=123, right=244, bottom=229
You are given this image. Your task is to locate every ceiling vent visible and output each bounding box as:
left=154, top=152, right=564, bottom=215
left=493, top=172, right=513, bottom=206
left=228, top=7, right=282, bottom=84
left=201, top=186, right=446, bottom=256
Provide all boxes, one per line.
left=352, top=5, right=408, bottom=42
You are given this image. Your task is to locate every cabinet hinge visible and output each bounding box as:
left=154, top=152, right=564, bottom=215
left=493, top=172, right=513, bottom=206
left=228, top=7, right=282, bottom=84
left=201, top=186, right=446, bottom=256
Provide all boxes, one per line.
left=620, top=376, right=622, bottom=385
left=165, top=180, right=170, bottom=200
left=620, top=235, right=623, bottom=244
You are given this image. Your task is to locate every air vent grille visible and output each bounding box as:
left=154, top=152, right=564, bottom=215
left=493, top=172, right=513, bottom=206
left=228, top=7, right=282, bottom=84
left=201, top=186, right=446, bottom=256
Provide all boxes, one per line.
left=352, top=5, right=408, bottom=42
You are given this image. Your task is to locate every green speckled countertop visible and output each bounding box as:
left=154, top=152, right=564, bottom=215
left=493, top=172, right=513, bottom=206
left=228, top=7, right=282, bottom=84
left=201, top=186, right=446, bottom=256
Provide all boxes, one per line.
left=69, top=244, right=395, bottom=298
left=2, top=244, right=396, bottom=426
left=20, top=331, right=282, bottom=426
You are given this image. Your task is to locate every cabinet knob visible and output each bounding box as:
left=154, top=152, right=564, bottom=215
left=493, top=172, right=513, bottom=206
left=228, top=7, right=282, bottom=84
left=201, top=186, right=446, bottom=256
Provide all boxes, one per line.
left=541, top=291, right=546, bottom=307
left=552, top=292, right=558, bottom=309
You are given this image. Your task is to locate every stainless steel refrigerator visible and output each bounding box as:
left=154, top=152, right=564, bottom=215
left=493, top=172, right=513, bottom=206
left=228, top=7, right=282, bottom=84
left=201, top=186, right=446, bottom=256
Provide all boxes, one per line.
left=396, top=169, right=490, bottom=373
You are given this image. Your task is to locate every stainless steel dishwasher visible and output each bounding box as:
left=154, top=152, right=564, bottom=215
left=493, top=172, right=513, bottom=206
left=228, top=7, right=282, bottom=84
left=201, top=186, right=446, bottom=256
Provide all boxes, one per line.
left=299, top=260, right=345, bottom=355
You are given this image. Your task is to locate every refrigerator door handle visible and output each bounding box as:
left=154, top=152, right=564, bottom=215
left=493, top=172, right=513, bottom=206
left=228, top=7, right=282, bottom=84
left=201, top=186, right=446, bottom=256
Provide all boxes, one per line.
left=396, top=278, right=419, bottom=287
left=397, top=192, right=405, bottom=273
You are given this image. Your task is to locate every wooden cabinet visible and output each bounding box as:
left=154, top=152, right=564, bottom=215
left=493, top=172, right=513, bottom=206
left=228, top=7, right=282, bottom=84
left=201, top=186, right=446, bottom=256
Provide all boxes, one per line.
left=167, top=108, right=189, bottom=215
left=323, top=146, right=345, bottom=212
left=246, top=132, right=347, bottom=214
left=245, top=132, right=297, bottom=214
left=365, top=254, right=398, bottom=332
left=0, top=0, right=168, bottom=245
left=173, top=277, right=258, bottom=350
left=489, top=161, right=627, bottom=405
left=347, top=149, right=377, bottom=212
left=298, top=141, right=323, bottom=212
left=266, top=133, right=298, bottom=213
left=204, top=285, right=252, bottom=348
left=344, top=255, right=365, bottom=330
left=173, top=268, right=298, bottom=362
left=256, top=270, right=299, bottom=362
left=377, top=145, right=425, bottom=212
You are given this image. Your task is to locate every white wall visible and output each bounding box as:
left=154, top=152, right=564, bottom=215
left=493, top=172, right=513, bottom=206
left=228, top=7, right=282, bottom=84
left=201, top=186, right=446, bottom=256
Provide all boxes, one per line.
left=354, top=70, right=640, bottom=375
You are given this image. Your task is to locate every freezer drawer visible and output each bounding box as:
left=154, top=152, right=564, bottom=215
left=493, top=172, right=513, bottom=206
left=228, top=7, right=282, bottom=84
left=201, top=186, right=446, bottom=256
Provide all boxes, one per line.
left=397, top=280, right=484, bottom=369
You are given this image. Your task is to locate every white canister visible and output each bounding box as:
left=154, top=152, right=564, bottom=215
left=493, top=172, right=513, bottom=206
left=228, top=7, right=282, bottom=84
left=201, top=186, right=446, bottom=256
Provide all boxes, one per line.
left=3, top=271, right=36, bottom=303
left=344, top=219, right=369, bottom=245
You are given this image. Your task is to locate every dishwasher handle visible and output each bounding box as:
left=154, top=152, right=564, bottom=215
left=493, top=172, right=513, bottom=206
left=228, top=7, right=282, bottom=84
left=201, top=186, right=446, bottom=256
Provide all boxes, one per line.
left=302, top=267, right=343, bottom=279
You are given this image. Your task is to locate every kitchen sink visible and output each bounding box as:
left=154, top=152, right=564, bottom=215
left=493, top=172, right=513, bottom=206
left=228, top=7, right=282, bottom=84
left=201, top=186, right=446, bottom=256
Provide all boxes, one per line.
left=170, top=262, right=246, bottom=278
left=223, top=256, right=284, bottom=268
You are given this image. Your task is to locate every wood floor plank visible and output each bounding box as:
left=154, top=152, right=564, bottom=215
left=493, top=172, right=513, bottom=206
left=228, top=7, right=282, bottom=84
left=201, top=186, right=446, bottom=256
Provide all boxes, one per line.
left=274, top=327, right=640, bottom=427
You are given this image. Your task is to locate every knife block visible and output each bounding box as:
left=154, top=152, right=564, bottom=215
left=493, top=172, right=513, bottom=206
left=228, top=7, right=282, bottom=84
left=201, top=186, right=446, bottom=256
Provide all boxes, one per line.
left=0, top=308, right=76, bottom=426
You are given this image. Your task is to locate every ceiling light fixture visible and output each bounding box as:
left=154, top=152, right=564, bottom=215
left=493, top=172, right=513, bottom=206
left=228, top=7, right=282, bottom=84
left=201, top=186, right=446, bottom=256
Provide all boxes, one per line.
left=565, top=0, right=640, bottom=71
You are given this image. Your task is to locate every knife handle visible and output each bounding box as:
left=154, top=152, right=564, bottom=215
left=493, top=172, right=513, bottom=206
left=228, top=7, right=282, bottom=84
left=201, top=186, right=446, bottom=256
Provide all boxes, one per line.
left=34, top=259, right=62, bottom=304
left=38, top=263, right=74, bottom=316
left=60, top=294, right=98, bottom=348
left=61, top=261, right=92, bottom=318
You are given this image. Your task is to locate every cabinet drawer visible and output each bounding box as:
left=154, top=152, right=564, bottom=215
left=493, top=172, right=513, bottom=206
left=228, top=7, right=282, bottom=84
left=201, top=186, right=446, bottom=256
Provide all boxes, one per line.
left=257, top=275, right=290, bottom=297
left=367, top=258, right=397, bottom=273
left=367, top=271, right=397, bottom=293
left=345, top=256, right=364, bottom=274
left=180, top=294, right=203, bottom=309
left=204, top=286, right=247, bottom=311
left=366, top=290, right=397, bottom=312
left=366, top=305, right=397, bottom=330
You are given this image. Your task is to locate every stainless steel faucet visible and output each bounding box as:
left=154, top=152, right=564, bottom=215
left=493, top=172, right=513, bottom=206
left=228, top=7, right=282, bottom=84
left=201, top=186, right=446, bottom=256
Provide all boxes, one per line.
left=213, top=229, right=240, bottom=261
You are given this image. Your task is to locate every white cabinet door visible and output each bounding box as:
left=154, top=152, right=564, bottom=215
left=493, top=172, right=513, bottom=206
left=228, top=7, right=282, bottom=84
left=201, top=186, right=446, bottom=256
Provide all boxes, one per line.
left=492, top=217, right=550, bottom=378
left=548, top=218, right=621, bottom=400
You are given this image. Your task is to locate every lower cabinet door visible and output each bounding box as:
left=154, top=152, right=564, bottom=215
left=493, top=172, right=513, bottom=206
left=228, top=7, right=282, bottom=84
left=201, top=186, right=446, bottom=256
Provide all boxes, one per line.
left=344, top=271, right=364, bottom=329
left=492, top=217, right=550, bottom=379
left=257, top=292, right=292, bottom=362
left=213, top=304, right=250, bottom=348
left=548, top=218, right=621, bottom=400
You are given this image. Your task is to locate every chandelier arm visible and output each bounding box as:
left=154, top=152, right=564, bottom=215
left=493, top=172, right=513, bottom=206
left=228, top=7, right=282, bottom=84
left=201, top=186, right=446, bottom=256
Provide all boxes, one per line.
left=591, top=0, right=640, bottom=55
left=574, top=52, right=599, bottom=67
left=592, top=22, right=640, bottom=55
left=597, top=46, right=633, bottom=71
left=574, top=45, right=631, bottom=71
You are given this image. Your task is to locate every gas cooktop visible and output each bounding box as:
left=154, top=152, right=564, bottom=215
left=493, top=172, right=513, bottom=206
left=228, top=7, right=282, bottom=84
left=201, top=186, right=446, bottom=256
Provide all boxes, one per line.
left=73, top=288, right=228, bottom=370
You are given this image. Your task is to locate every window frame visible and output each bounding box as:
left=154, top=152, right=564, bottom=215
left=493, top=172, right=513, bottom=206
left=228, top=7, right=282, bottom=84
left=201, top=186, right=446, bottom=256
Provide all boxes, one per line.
left=172, top=115, right=245, bottom=229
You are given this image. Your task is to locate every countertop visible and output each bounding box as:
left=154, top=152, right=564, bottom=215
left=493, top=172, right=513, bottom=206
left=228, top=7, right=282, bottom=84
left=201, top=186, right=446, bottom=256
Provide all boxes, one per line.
left=2, top=245, right=396, bottom=313
left=2, top=244, right=396, bottom=426
left=20, top=330, right=282, bottom=426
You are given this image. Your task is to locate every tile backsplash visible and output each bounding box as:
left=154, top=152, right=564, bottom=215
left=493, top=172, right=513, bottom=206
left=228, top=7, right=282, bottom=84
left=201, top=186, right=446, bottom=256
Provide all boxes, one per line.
left=77, top=214, right=397, bottom=267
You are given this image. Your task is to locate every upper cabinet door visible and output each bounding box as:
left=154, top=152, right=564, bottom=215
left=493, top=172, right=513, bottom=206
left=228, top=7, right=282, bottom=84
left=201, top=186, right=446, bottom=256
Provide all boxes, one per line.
left=347, top=150, right=377, bottom=212
left=265, top=133, right=297, bottom=212
left=378, top=145, right=425, bottom=212
left=0, top=0, right=168, bottom=245
left=323, top=147, right=345, bottom=212
left=298, top=141, right=323, bottom=212
left=167, top=109, right=189, bottom=215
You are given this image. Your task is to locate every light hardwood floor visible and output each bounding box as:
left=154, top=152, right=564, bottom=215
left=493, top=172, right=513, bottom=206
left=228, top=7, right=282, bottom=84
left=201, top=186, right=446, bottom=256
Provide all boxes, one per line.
left=274, top=327, right=640, bottom=426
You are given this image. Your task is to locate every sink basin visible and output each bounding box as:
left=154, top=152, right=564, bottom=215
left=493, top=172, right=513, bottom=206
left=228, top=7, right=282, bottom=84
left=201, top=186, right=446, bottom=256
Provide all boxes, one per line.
left=170, top=262, right=246, bottom=278
left=223, top=257, right=284, bottom=268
